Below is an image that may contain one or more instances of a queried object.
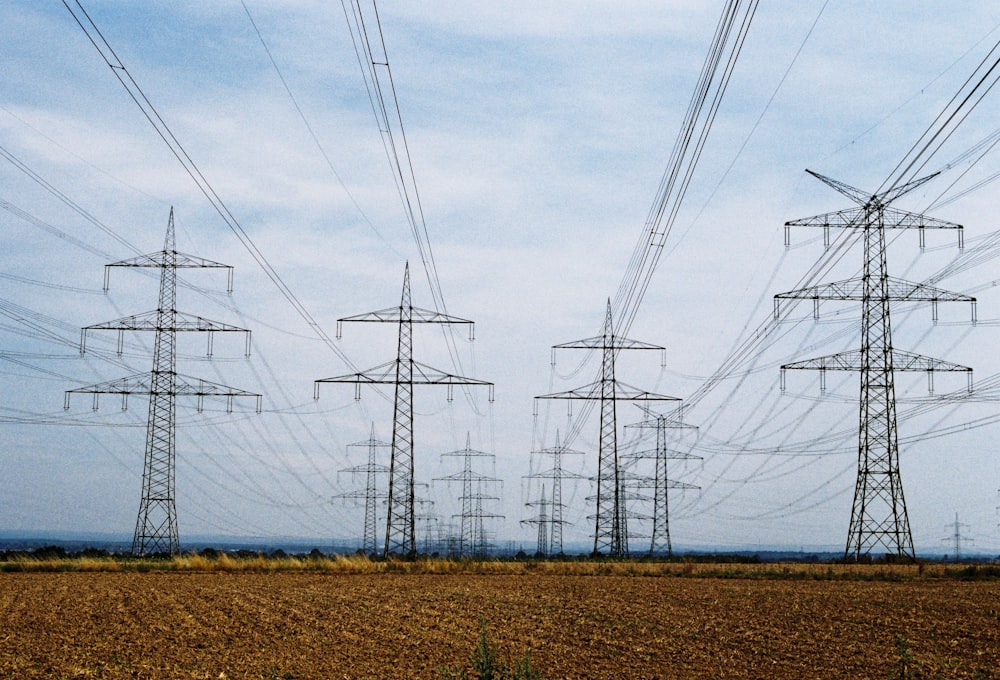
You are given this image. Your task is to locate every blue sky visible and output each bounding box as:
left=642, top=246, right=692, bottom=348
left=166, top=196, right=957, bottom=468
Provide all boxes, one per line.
left=2, top=1, right=1000, bottom=555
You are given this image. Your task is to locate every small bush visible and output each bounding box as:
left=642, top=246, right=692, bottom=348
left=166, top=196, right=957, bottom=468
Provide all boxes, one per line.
left=439, top=617, right=542, bottom=680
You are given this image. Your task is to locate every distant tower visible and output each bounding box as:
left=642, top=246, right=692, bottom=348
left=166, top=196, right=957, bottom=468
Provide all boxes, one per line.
left=315, top=264, right=493, bottom=558
left=777, top=171, right=974, bottom=561
left=415, top=494, right=439, bottom=554
left=66, top=209, right=260, bottom=555
left=625, top=408, right=700, bottom=556
left=941, top=512, right=972, bottom=561
left=523, top=431, right=586, bottom=556
left=435, top=434, right=503, bottom=558
left=334, top=424, right=390, bottom=555
left=537, top=300, right=676, bottom=556
left=527, top=486, right=549, bottom=556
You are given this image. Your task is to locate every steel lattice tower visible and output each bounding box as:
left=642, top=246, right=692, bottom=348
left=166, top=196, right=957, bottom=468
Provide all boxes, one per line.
left=315, top=264, right=493, bottom=557
left=537, top=301, right=676, bottom=556
left=66, top=209, right=260, bottom=556
left=528, top=486, right=549, bottom=556
left=334, top=424, right=390, bottom=555
left=625, top=409, right=700, bottom=556
left=523, top=431, right=586, bottom=556
left=435, top=433, right=503, bottom=558
left=776, top=171, right=974, bottom=561
left=941, top=512, right=972, bottom=561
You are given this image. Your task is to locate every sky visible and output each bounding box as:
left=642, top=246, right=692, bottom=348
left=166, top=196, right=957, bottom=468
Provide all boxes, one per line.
left=2, top=1, right=1000, bottom=556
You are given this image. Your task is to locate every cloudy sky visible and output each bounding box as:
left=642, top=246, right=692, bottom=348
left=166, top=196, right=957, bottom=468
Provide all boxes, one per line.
left=2, top=1, right=1000, bottom=555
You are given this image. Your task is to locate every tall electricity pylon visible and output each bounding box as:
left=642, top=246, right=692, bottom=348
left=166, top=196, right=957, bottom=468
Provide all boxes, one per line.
left=776, top=171, right=974, bottom=561
left=315, top=264, right=493, bottom=558
left=435, top=433, right=503, bottom=558
left=625, top=408, right=700, bottom=556
left=66, top=209, right=260, bottom=556
left=537, top=300, right=676, bottom=556
left=523, top=431, right=586, bottom=556
left=334, top=424, right=390, bottom=555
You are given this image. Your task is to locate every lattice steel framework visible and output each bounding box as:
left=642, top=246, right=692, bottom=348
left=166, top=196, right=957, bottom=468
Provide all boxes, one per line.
left=777, top=171, right=974, bottom=561
left=334, top=424, right=390, bottom=555
left=315, top=264, right=493, bottom=557
left=435, top=433, right=503, bottom=558
left=941, top=512, right=972, bottom=561
left=625, top=409, right=700, bottom=555
left=523, top=431, right=586, bottom=556
left=537, top=301, right=676, bottom=556
left=528, top=486, right=549, bottom=556
left=66, top=209, right=260, bottom=556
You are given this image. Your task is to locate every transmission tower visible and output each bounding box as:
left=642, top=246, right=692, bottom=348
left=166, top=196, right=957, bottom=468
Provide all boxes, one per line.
left=776, top=170, right=974, bottom=561
left=333, top=424, right=390, bottom=555
left=65, top=209, right=260, bottom=556
left=315, top=263, right=493, bottom=558
left=415, top=495, right=439, bottom=554
left=941, top=512, right=973, bottom=561
left=435, top=433, right=504, bottom=558
left=625, top=408, right=700, bottom=556
left=537, top=300, right=676, bottom=557
left=523, top=431, right=586, bottom=556
left=523, top=485, right=550, bottom=557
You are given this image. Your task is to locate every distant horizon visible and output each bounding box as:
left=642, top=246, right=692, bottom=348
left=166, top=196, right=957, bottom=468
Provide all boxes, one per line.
left=1, top=530, right=996, bottom=561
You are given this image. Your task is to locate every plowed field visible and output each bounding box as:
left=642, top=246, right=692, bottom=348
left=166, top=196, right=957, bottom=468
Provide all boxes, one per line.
left=0, top=571, right=997, bottom=678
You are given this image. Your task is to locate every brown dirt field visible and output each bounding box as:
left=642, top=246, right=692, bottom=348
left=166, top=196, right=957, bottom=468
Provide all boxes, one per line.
left=0, top=572, right=997, bottom=679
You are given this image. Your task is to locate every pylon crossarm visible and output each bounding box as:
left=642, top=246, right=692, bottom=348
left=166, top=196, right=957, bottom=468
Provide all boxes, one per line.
left=774, top=277, right=975, bottom=320
left=553, top=336, right=665, bottom=351
left=436, top=471, right=502, bottom=484
left=776, top=277, right=974, bottom=302
left=613, top=380, right=682, bottom=402
left=531, top=444, right=588, bottom=457
left=625, top=447, right=702, bottom=460
left=523, top=467, right=590, bottom=480
left=781, top=350, right=972, bottom=393
left=81, top=310, right=252, bottom=357
left=315, top=360, right=398, bottom=387
left=339, top=463, right=390, bottom=475
left=171, top=373, right=260, bottom=398
left=84, top=310, right=250, bottom=333
left=784, top=207, right=959, bottom=231
left=347, top=437, right=392, bottom=448
left=107, top=250, right=232, bottom=270
left=784, top=349, right=969, bottom=374
left=537, top=381, right=678, bottom=402
left=784, top=206, right=865, bottom=229
left=66, top=373, right=154, bottom=398
left=536, top=381, right=601, bottom=401
left=805, top=168, right=939, bottom=208
left=631, top=403, right=693, bottom=426
left=804, top=169, right=873, bottom=205
left=339, top=305, right=473, bottom=326
left=877, top=173, right=941, bottom=206
left=880, top=208, right=961, bottom=231
left=410, top=360, right=493, bottom=387
left=782, top=351, right=863, bottom=372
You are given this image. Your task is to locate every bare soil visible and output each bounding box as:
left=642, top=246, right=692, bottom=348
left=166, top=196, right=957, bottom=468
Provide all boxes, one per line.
left=0, top=571, right=997, bottom=678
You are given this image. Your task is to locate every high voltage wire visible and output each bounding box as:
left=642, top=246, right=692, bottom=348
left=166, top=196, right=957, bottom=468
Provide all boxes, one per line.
left=238, top=0, right=403, bottom=261
left=60, top=0, right=357, bottom=376
left=339, top=0, right=488, bottom=421
left=614, top=0, right=760, bottom=338
left=653, top=25, right=1000, bottom=529
left=544, top=0, right=768, bottom=457
left=11, top=3, right=999, bottom=544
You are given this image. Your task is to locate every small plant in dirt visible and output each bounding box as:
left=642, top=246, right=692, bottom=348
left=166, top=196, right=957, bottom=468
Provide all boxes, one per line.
left=439, top=617, right=542, bottom=680
left=889, top=635, right=924, bottom=680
